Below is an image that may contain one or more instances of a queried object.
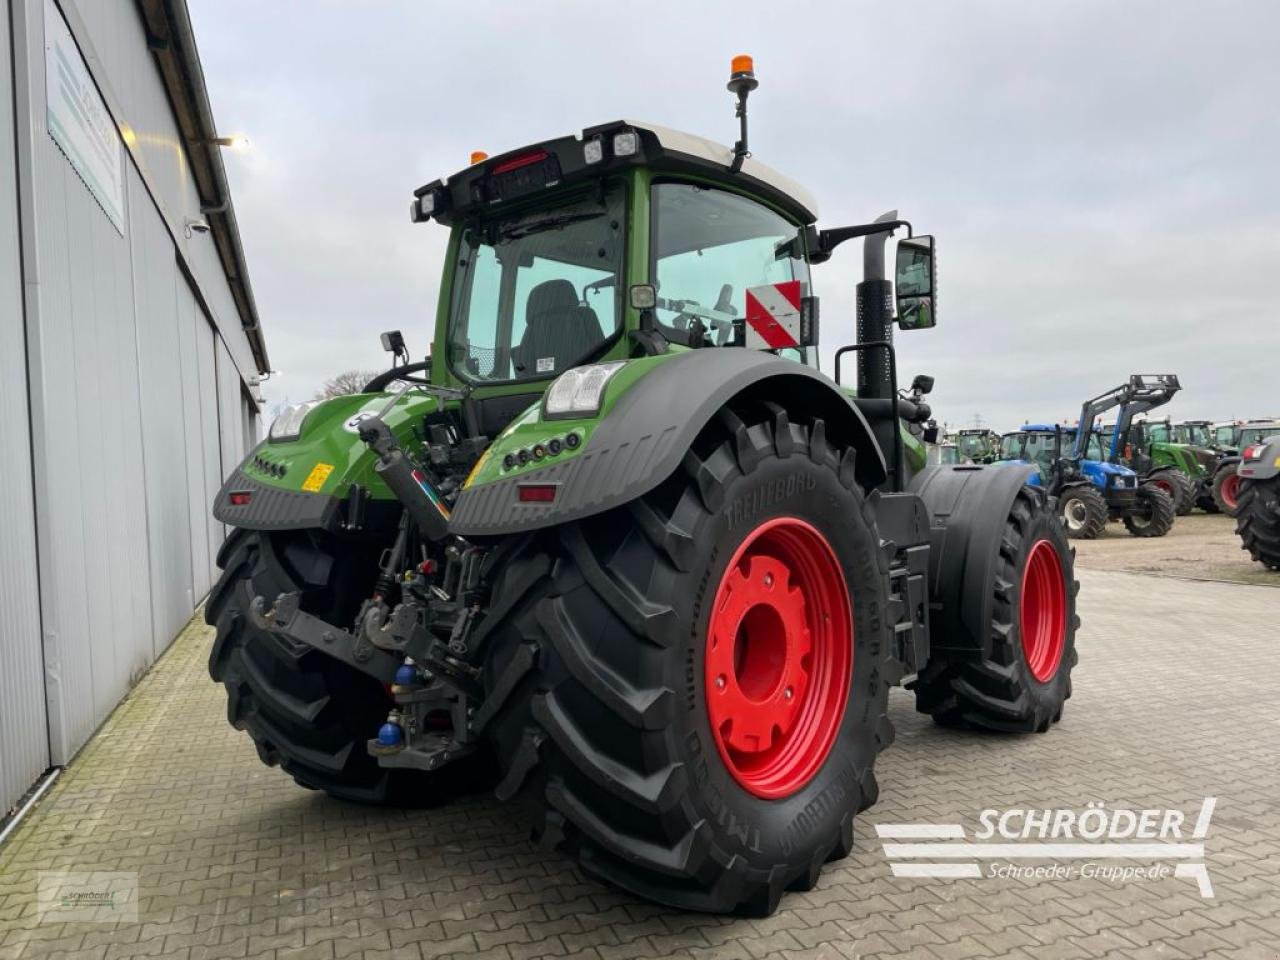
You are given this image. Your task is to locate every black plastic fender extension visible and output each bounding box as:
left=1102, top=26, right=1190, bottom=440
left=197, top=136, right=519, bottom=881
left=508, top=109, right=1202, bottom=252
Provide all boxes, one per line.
left=909, top=462, right=1039, bottom=660
left=449, top=350, right=888, bottom=537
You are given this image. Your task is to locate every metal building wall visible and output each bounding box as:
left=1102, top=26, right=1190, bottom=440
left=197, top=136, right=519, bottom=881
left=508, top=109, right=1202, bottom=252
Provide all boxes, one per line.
left=8, top=0, right=264, bottom=771
left=0, top=0, right=51, bottom=814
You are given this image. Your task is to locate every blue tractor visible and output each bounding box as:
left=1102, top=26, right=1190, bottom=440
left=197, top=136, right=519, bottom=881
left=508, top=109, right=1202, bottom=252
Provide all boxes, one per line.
left=997, top=413, right=1175, bottom=540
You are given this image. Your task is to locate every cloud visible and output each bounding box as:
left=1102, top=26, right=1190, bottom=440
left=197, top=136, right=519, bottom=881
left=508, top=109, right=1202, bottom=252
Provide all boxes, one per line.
left=189, top=0, right=1278, bottom=429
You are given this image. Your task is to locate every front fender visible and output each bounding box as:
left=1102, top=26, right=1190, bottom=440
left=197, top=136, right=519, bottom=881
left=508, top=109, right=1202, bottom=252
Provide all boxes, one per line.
left=449, top=350, right=887, bottom=536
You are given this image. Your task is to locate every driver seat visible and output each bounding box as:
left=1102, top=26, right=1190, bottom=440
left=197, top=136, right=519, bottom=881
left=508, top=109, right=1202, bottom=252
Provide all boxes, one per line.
left=513, top=279, right=601, bottom=377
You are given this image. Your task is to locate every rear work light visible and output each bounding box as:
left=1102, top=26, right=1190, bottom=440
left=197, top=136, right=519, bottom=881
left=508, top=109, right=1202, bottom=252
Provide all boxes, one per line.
left=517, top=483, right=558, bottom=503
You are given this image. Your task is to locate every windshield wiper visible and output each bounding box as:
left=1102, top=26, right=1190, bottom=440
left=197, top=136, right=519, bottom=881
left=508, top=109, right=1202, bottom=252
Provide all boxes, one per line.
left=499, top=211, right=605, bottom=240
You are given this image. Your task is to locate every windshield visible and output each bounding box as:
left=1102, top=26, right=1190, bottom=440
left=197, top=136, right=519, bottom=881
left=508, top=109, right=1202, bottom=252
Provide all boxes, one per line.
left=1215, top=425, right=1238, bottom=446
left=958, top=434, right=989, bottom=458
left=1147, top=423, right=1171, bottom=443
left=1240, top=425, right=1280, bottom=445
left=446, top=184, right=625, bottom=384
left=1177, top=424, right=1212, bottom=446
left=1000, top=432, right=1059, bottom=468
left=651, top=182, right=812, bottom=362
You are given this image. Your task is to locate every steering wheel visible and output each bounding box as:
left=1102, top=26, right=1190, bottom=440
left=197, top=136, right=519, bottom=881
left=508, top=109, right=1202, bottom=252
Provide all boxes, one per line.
left=363, top=359, right=431, bottom=393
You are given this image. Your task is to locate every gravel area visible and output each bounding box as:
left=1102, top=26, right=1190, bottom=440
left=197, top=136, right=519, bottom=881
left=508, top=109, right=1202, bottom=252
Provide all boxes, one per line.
left=1071, top=511, right=1277, bottom=587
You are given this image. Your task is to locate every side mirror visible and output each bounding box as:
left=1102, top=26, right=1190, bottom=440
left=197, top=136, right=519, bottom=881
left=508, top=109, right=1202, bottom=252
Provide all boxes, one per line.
left=895, top=235, right=936, bottom=330
left=910, top=373, right=935, bottom=396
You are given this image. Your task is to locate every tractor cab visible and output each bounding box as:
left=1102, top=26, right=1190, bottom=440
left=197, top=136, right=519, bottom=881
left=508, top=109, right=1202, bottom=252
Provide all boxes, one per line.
left=407, top=65, right=938, bottom=484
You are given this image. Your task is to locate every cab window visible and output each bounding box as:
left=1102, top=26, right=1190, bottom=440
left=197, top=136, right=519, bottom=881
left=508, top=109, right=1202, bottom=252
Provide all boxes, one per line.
left=448, top=184, right=624, bottom=383
left=651, top=182, right=811, bottom=361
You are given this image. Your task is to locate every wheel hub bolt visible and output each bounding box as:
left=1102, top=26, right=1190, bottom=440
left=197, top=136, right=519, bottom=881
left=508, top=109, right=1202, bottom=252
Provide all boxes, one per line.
left=763, top=573, right=773, bottom=587
left=716, top=675, right=726, bottom=689
left=784, top=687, right=793, bottom=701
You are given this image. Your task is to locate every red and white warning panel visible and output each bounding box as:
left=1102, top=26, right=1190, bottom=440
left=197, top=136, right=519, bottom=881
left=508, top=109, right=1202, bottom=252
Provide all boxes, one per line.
left=745, top=280, right=802, bottom=349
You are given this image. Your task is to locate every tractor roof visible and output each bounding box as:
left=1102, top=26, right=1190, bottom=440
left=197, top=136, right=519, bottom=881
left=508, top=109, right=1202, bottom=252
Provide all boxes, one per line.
left=1018, top=424, right=1071, bottom=433
left=412, top=120, right=818, bottom=228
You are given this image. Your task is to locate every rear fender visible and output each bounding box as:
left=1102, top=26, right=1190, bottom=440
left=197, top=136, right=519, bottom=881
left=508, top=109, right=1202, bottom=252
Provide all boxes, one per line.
left=449, top=350, right=887, bottom=536
left=910, top=463, right=1039, bottom=659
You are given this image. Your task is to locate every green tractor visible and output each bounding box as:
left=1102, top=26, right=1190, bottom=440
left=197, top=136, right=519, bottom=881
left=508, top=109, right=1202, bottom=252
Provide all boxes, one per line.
left=956, top=427, right=1000, bottom=463
left=1138, top=418, right=1219, bottom=514
left=206, top=60, right=1078, bottom=915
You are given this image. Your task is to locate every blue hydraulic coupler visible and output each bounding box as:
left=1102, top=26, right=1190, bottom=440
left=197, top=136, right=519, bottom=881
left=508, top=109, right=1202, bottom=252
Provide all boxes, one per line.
left=378, top=713, right=404, bottom=748
left=394, top=661, right=418, bottom=688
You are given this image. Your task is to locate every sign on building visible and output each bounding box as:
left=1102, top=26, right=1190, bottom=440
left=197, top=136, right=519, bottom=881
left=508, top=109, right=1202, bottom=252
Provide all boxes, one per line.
left=44, top=0, right=125, bottom=235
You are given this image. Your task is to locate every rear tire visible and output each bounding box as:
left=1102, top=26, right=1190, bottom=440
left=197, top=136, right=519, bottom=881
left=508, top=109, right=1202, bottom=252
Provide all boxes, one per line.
left=1057, top=484, right=1107, bottom=540
left=207, top=528, right=491, bottom=804
left=482, top=406, right=892, bottom=915
left=1213, top=464, right=1243, bottom=516
left=912, top=485, right=1078, bottom=732
left=1147, top=468, right=1194, bottom=516
left=1236, top=477, right=1280, bottom=570
left=1123, top=485, right=1176, bottom=538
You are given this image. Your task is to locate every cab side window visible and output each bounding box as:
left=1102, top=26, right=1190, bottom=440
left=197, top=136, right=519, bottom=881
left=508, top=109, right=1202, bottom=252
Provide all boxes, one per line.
left=651, top=182, right=810, bottom=359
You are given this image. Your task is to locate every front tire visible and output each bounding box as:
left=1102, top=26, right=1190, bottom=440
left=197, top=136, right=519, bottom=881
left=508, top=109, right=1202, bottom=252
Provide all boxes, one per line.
left=1147, top=468, right=1194, bottom=516
left=1058, top=484, right=1107, bottom=539
left=912, top=484, right=1078, bottom=732
left=1236, top=477, right=1280, bottom=570
left=482, top=407, right=892, bottom=914
left=1123, top=485, right=1176, bottom=538
left=1213, top=463, right=1243, bottom=516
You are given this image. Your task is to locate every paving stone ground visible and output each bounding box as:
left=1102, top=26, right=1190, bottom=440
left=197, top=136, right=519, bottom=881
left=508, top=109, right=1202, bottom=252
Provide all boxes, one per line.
left=2, top=568, right=1279, bottom=960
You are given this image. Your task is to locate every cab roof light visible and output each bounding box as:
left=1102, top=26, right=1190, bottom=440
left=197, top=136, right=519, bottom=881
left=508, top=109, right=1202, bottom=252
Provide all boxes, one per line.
left=470, top=151, right=488, bottom=165
left=491, top=149, right=549, bottom=175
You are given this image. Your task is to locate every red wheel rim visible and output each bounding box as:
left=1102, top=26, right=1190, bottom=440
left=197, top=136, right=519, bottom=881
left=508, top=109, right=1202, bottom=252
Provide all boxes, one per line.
left=704, top=517, right=852, bottom=800
left=1020, top=539, right=1067, bottom=683
left=1222, top=474, right=1239, bottom=510
left=1153, top=479, right=1174, bottom=497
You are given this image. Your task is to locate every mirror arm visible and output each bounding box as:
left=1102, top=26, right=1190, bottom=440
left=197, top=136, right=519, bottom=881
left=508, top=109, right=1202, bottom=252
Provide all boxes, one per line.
left=807, top=219, right=913, bottom=264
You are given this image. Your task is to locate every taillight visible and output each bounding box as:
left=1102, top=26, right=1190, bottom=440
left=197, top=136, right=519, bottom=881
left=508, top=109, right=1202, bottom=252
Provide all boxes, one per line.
left=1243, top=444, right=1265, bottom=461
left=491, top=149, right=549, bottom=175
left=517, top=483, right=557, bottom=503
left=229, top=491, right=252, bottom=506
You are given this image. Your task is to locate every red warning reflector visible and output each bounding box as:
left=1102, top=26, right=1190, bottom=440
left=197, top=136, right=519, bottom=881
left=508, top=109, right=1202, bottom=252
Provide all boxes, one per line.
left=744, top=281, right=802, bottom=349
left=517, top=483, right=558, bottom=503
left=229, top=490, right=252, bottom=506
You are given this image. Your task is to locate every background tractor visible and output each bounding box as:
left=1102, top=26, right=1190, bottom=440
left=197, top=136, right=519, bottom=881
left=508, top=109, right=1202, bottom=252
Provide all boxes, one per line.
left=205, top=60, right=1078, bottom=915
left=956, top=427, right=1001, bottom=463
left=1219, top=420, right=1280, bottom=517
left=1136, top=418, right=1218, bottom=514
left=1234, top=434, right=1280, bottom=569
left=1084, top=374, right=1193, bottom=513
left=995, top=422, right=1171, bottom=539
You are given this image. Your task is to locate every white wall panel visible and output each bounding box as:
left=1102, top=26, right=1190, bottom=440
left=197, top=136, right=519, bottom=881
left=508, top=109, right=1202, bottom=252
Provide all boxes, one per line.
left=0, top=0, right=51, bottom=813
left=11, top=0, right=262, bottom=771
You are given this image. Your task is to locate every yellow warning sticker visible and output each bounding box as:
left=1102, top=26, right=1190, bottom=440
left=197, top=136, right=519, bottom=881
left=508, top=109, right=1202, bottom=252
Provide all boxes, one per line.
left=302, top=462, right=334, bottom=492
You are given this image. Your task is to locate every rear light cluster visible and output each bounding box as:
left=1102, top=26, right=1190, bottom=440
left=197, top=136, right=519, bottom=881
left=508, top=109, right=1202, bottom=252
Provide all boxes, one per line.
left=517, top=484, right=558, bottom=503
left=502, top=432, right=581, bottom=472
left=1243, top=444, right=1266, bottom=461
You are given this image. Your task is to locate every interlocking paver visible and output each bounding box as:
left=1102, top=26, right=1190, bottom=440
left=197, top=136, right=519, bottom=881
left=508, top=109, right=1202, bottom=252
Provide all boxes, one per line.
left=1, top=569, right=1279, bottom=960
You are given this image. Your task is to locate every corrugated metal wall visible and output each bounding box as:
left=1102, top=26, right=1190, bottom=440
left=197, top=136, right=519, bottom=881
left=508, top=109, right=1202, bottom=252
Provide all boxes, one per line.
left=2, top=0, right=263, bottom=797
left=0, top=0, right=51, bottom=813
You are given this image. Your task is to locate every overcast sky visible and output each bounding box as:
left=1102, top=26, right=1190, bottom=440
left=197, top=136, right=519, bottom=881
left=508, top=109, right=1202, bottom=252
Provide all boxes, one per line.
left=189, top=0, right=1278, bottom=433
